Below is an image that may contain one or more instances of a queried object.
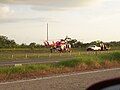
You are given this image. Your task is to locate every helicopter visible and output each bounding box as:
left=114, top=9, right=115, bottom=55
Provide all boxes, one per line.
left=44, top=37, right=71, bottom=53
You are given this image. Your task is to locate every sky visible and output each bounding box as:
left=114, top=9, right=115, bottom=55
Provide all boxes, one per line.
left=0, top=0, right=120, bottom=44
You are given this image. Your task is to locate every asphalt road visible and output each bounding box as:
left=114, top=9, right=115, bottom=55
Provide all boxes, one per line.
left=0, top=68, right=120, bottom=90
left=0, top=58, right=73, bottom=66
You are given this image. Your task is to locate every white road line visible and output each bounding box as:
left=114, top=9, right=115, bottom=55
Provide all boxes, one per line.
left=0, top=68, right=120, bottom=85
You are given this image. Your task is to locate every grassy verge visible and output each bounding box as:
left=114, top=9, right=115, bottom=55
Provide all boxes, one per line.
left=0, top=51, right=120, bottom=82
left=0, top=50, right=119, bottom=61
left=0, top=53, right=75, bottom=61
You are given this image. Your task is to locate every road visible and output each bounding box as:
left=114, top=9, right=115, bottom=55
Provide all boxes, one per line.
left=0, top=68, right=120, bottom=90
left=0, top=58, right=72, bottom=66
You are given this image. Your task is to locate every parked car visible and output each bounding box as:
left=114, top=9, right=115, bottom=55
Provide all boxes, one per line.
left=87, top=45, right=101, bottom=51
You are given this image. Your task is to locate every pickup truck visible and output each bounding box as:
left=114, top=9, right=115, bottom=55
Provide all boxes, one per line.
left=87, top=45, right=101, bottom=51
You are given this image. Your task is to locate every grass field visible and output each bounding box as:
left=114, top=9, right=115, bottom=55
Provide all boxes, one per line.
left=0, top=48, right=119, bottom=61
left=0, top=51, right=120, bottom=82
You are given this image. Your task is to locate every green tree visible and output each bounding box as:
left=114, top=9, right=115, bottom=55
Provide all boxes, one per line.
left=20, top=43, right=28, bottom=48
left=68, top=39, right=77, bottom=48
left=0, top=35, right=17, bottom=48
left=74, top=41, right=83, bottom=48
left=90, top=40, right=103, bottom=46
left=29, top=42, right=36, bottom=50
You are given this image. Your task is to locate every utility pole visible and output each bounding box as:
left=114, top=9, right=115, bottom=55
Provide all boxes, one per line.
left=47, top=23, right=48, bottom=41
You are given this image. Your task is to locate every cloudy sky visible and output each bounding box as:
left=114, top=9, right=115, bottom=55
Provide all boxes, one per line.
left=0, top=0, right=120, bottom=44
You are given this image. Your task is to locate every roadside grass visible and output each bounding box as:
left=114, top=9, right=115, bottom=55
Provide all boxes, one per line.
left=0, top=64, right=52, bottom=74
left=0, top=48, right=50, bottom=54
left=99, top=52, right=120, bottom=61
left=0, top=51, right=120, bottom=82
left=0, top=50, right=119, bottom=61
left=0, top=51, right=120, bottom=74
left=0, top=53, right=75, bottom=61
left=56, top=59, right=80, bottom=67
left=0, top=51, right=114, bottom=61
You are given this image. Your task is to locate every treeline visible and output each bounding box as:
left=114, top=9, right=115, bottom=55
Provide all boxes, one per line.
left=0, top=36, right=44, bottom=49
left=0, top=35, right=120, bottom=49
left=70, top=39, right=120, bottom=49
left=0, top=36, right=16, bottom=48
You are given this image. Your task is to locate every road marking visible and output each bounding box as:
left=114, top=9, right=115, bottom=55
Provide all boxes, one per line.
left=0, top=68, right=120, bottom=85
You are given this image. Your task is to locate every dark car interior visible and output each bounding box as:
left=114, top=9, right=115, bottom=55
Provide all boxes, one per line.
left=87, top=78, right=120, bottom=90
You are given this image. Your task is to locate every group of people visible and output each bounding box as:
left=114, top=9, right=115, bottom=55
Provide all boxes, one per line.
left=100, top=43, right=108, bottom=51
